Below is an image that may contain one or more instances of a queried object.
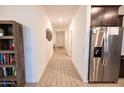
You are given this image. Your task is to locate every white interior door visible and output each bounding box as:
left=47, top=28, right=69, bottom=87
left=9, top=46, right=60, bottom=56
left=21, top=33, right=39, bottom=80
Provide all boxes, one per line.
left=56, top=32, right=65, bottom=48
left=69, top=30, right=72, bottom=56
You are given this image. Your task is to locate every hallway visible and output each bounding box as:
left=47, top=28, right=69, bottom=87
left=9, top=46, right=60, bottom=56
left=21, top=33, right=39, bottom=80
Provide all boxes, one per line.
left=25, top=48, right=124, bottom=87
left=37, top=48, right=84, bottom=87
left=34, top=48, right=124, bottom=87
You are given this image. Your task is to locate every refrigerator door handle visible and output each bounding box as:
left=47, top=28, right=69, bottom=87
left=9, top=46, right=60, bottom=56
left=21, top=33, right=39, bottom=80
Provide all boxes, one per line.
left=104, top=31, right=108, bottom=67
left=102, top=33, right=105, bottom=66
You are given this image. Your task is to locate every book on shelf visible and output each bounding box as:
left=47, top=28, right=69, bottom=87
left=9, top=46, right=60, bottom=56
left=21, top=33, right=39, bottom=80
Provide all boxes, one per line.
left=0, top=53, right=4, bottom=64
left=3, top=67, right=7, bottom=77
left=0, top=39, right=15, bottom=50
left=0, top=81, right=17, bottom=87
left=1, top=67, right=16, bottom=77
left=3, top=54, right=5, bottom=64
left=0, top=53, right=15, bottom=65
left=6, top=68, right=13, bottom=76
left=12, top=67, right=16, bottom=76
left=9, top=53, right=15, bottom=64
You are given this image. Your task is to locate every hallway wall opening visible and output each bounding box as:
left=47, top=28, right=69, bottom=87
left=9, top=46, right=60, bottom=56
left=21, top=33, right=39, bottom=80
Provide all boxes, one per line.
left=55, top=31, right=65, bottom=48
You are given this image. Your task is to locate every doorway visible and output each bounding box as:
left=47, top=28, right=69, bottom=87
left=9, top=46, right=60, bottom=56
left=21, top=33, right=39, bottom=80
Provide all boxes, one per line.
left=69, top=30, right=72, bottom=56
left=55, top=31, right=65, bottom=48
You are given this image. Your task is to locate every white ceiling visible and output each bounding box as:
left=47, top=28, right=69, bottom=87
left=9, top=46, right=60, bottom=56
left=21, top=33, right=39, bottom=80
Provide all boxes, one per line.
left=43, top=5, right=79, bottom=30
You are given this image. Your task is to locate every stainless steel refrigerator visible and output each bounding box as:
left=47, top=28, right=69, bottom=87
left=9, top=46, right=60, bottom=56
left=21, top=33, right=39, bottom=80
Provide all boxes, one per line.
left=88, top=27, right=123, bottom=83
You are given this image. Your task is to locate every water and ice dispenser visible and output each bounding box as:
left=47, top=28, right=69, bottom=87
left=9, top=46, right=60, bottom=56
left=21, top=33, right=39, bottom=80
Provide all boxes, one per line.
left=94, top=47, right=102, bottom=57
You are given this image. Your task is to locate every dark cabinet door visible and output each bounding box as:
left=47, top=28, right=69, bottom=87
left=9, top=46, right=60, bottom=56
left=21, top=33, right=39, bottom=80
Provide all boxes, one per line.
left=91, top=7, right=105, bottom=27
left=91, top=6, right=119, bottom=27
left=119, top=56, right=124, bottom=77
left=118, top=15, right=123, bottom=27
left=104, top=7, right=118, bottom=26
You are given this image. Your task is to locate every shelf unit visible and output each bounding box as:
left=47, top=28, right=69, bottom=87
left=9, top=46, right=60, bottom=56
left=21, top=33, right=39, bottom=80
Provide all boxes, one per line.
left=0, top=20, right=25, bottom=87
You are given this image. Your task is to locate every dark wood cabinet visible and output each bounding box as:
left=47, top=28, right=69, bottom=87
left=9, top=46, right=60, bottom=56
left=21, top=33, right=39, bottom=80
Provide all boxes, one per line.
left=119, top=56, right=124, bottom=77
left=118, top=15, right=123, bottom=27
left=104, top=7, right=118, bottom=26
left=91, top=7, right=105, bottom=27
left=91, top=6, right=119, bottom=27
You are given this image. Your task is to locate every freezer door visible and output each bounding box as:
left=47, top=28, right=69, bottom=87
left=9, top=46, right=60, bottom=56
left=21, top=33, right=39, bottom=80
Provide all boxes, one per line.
left=102, top=27, right=123, bottom=82
left=89, top=27, right=106, bottom=82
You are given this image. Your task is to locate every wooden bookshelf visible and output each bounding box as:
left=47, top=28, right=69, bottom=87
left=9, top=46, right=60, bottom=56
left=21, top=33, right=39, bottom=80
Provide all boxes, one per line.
left=0, top=20, right=25, bottom=87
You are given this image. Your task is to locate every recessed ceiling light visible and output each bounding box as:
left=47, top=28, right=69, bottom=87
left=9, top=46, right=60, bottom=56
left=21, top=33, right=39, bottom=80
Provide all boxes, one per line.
left=58, top=18, right=63, bottom=22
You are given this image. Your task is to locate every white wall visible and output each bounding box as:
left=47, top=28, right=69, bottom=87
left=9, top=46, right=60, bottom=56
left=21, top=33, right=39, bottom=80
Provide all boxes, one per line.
left=67, top=5, right=91, bottom=82
left=32, top=6, right=54, bottom=82
left=119, top=6, right=124, bottom=55
left=65, top=30, right=72, bottom=56
left=55, top=31, right=65, bottom=48
left=0, top=6, right=54, bottom=83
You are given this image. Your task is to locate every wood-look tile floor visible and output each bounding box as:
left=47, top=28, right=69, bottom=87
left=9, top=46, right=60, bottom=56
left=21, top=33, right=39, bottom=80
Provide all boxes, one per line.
left=25, top=48, right=124, bottom=87
left=37, top=48, right=84, bottom=87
